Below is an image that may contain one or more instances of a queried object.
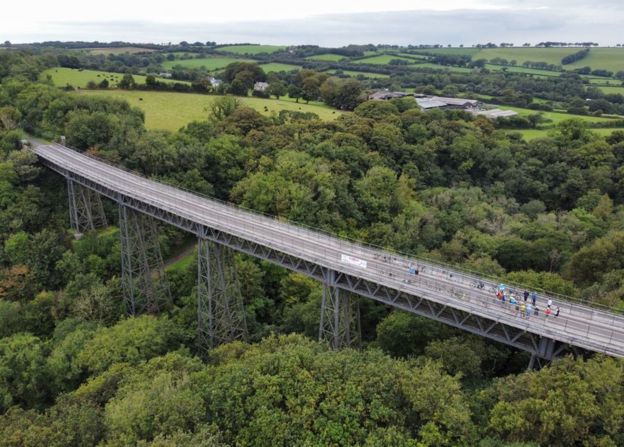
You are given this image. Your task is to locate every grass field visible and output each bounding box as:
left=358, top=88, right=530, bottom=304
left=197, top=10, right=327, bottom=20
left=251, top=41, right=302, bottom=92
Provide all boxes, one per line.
left=306, top=53, right=346, bottom=62
left=86, top=47, right=156, bottom=55
left=503, top=105, right=618, bottom=125
left=485, top=64, right=561, bottom=77
left=353, top=54, right=417, bottom=65
left=327, top=69, right=390, bottom=79
left=564, top=48, right=624, bottom=73
left=41, top=67, right=189, bottom=88
left=409, top=48, right=481, bottom=56
left=216, top=45, right=286, bottom=55
left=77, top=90, right=343, bottom=131
left=259, top=63, right=302, bottom=73
left=409, top=47, right=624, bottom=74
left=475, top=48, right=578, bottom=65
left=512, top=127, right=624, bottom=140
left=411, top=62, right=474, bottom=73
left=596, top=85, right=624, bottom=95
left=162, top=56, right=252, bottom=70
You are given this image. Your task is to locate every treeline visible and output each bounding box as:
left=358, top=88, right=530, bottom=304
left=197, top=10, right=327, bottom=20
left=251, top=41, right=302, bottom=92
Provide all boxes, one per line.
left=562, top=47, right=590, bottom=65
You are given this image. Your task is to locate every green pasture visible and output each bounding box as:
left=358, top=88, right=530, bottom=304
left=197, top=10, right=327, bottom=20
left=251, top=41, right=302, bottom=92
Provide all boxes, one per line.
left=512, top=127, right=624, bottom=140
left=503, top=105, right=619, bottom=125
left=259, top=63, right=302, bottom=73
left=353, top=54, right=416, bottom=65
left=216, top=44, right=286, bottom=55
left=485, top=64, right=561, bottom=77
left=409, top=47, right=481, bottom=56
left=307, top=53, right=346, bottom=62
left=86, top=47, right=155, bottom=55
left=475, top=47, right=577, bottom=65
left=410, top=62, right=473, bottom=73
left=327, top=69, right=390, bottom=79
left=162, top=56, right=253, bottom=70
left=564, top=48, right=624, bottom=73
left=40, top=67, right=189, bottom=88
left=596, top=85, right=624, bottom=95
left=76, top=90, right=343, bottom=131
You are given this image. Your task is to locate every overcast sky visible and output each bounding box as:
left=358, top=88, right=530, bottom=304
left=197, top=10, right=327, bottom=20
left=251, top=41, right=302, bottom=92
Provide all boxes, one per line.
left=3, top=0, right=624, bottom=46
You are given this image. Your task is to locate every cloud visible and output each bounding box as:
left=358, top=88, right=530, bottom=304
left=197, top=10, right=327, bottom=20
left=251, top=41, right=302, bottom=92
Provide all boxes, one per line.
left=6, top=6, right=624, bottom=45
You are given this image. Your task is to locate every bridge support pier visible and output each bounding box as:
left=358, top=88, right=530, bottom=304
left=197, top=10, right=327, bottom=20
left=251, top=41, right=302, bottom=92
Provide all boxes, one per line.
left=528, top=337, right=559, bottom=370
left=119, top=205, right=170, bottom=315
left=67, top=179, right=107, bottom=237
left=319, top=269, right=361, bottom=349
left=197, top=238, right=247, bottom=351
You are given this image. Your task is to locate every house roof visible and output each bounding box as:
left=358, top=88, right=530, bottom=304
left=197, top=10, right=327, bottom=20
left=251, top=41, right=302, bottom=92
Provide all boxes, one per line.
left=415, top=98, right=449, bottom=109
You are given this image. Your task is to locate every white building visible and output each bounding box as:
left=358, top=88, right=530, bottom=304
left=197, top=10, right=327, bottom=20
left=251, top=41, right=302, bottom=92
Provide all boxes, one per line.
left=254, top=81, right=270, bottom=92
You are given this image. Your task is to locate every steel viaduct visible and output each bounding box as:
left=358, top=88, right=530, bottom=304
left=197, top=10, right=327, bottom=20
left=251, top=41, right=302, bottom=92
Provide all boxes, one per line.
left=29, top=140, right=624, bottom=364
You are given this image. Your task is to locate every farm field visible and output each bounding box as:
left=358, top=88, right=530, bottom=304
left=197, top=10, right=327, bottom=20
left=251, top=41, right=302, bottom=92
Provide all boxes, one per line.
left=306, top=53, right=346, bottom=62
left=216, top=44, right=286, bottom=54
left=40, top=67, right=189, bottom=88
left=475, top=47, right=578, bottom=65
left=485, top=64, right=561, bottom=77
left=259, top=63, right=302, bottom=72
left=410, top=62, right=474, bottom=73
left=596, top=85, right=624, bottom=95
left=162, top=56, right=252, bottom=70
left=77, top=90, right=343, bottom=131
left=564, top=48, right=624, bottom=73
left=353, top=54, right=416, bottom=65
left=513, top=127, right=624, bottom=140
left=86, top=47, right=156, bottom=55
left=503, top=104, right=619, bottom=125
left=409, top=47, right=481, bottom=56
left=327, top=69, right=390, bottom=79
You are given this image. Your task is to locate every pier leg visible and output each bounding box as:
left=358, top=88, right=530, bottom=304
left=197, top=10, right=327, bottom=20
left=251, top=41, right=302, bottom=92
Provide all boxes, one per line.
left=67, top=179, right=107, bottom=237
left=319, top=269, right=361, bottom=349
left=197, top=238, right=247, bottom=351
left=119, top=205, right=170, bottom=315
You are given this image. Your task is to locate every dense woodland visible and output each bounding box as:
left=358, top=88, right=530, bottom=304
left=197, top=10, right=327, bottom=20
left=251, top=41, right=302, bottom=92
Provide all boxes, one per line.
left=0, top=49, right=624, bottom=446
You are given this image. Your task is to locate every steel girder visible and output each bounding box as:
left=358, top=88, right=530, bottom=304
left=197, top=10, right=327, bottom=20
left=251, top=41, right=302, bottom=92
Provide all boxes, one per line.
left=67, top=178, right=107, bottom=236
left=197, top=237, right=247, bottom=351
left=119, top=204, right=171, bottom=315
left=44, top=161, right=566, bottom=360
left=319, top=269, right=361, bottom=349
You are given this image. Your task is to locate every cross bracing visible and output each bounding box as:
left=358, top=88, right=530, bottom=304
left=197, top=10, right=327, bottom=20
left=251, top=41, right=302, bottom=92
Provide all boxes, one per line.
left=31, top=141, right=624, bottom=360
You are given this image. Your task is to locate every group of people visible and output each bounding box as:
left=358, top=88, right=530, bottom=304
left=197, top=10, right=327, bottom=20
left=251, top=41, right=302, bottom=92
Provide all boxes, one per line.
left=496, top=284, right=560, bottom=320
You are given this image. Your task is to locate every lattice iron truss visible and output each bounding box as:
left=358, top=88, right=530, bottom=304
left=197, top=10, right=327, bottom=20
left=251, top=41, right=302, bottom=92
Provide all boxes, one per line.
left=197, top=237, right=248, bottom=351
left=67, top=178, right=107, bottom=235
left=119, top=204, right=170, bottom=315
left=41, top=160, right=585, bottom=361
left=319, top=269, right=361, bottom=349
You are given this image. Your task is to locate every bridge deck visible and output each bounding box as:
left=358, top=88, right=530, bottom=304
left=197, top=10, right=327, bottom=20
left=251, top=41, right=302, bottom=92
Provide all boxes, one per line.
left=31, top=142, right=624, bottom=357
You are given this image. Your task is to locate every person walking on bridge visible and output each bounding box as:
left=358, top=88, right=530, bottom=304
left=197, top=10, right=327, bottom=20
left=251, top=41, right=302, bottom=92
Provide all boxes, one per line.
left=531, top=291, right=537, bottom=306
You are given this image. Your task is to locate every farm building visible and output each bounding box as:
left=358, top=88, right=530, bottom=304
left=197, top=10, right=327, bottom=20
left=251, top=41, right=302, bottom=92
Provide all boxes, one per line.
left=471, top=108, right=518, bottom=119
left=158, top=72, right=172, bottom=78
left=368, top=90, right=409, bottom=100
left=415, top=95, right=480, bottom=110
left=209, top=77, right=222, bottom=88
left=254, top=81, right=270, bottom=92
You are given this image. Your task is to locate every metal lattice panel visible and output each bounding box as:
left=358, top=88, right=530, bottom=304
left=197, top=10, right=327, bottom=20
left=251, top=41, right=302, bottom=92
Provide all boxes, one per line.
left=197, top=238, right=247, bottom=350
left=67, top=178, right=107, bottom=235
left=119, top=204, right=170, bottom=315
left=319, top=269, right=361, bottom=349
